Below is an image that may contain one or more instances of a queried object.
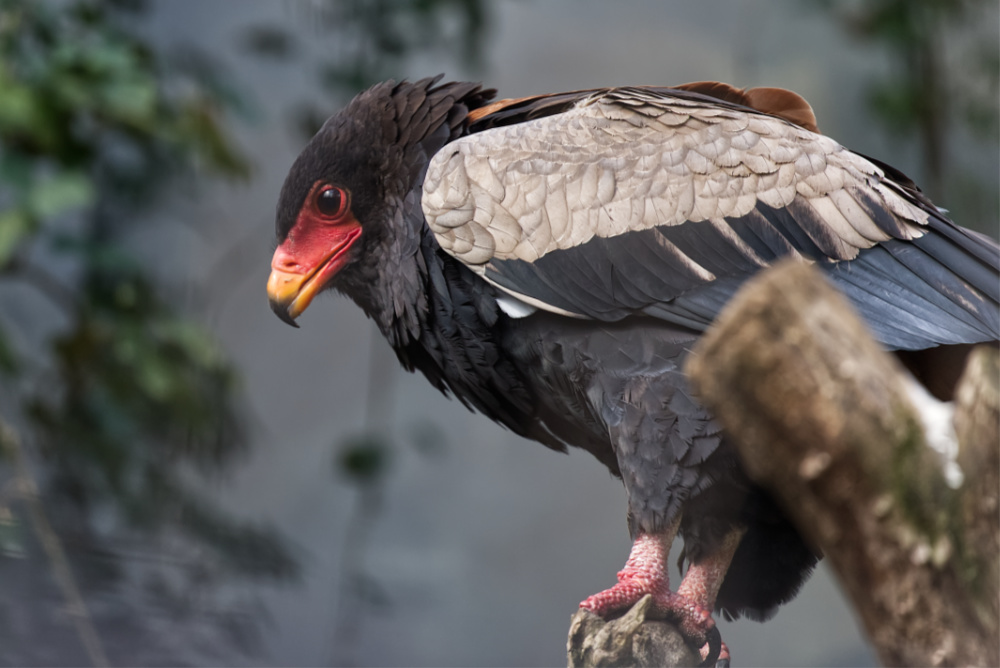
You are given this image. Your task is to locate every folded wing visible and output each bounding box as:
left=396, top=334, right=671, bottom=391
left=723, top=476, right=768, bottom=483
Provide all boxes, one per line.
left=423, top=84, right=999, bottom=349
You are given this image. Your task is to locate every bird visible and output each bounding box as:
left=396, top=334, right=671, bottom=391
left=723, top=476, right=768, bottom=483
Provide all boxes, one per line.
left=266, top=76, right=999, bottom=665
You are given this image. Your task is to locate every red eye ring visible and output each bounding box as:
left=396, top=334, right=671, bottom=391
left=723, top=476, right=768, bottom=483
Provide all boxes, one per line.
left=315, top=185, right=348, bottom=218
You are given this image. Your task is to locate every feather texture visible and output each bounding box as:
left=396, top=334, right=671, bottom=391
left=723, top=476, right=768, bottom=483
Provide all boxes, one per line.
left=424, top=87, right=928, bottom=275
left=422, top=85, right=996, bottom=350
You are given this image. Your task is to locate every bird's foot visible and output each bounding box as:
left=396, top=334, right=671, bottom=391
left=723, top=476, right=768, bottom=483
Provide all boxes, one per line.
left=660, top=592, right=723, bottom=667
left=579, top=532, right=673, bottom=617
left=577, top=530, right=740, bottom=666
left=579, top=532, right=725, bottom=666
left=580, top=584, right=724, bottom=666
left=578, top=574, right=666, bottom=618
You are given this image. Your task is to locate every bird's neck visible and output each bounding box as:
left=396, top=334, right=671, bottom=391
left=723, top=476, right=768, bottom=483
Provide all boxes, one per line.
left=344, top=222, right=539, bottom=428
left=382, top=225, right=471, bottom=356
left=337, top=218, right=446, bottom=349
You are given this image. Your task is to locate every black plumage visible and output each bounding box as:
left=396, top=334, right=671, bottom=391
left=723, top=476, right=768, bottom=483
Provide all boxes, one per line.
left=267, top=77, right=1000, bottom=653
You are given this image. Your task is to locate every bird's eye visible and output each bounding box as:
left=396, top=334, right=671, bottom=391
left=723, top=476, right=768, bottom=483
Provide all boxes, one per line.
left=316, top=186, right=346, bottom=217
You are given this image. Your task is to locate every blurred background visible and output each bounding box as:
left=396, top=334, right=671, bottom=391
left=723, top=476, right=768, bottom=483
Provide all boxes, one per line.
left=0, top=0, right=996, bottom=666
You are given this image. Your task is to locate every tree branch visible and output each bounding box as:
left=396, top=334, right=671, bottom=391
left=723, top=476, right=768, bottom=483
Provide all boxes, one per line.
left=0, top=418, right=110, bottom=668
left=686, top=260, right=998, bottom=667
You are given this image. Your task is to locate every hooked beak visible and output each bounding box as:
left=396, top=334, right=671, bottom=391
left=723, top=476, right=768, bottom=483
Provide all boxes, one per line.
left=266, top=223, right=362, bottom=327
left=266, top=269, right=307, bottom=327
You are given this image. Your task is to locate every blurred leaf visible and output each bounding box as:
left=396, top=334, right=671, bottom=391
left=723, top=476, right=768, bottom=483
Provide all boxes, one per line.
left=0, top=1, right=296, bottom=650
left=0, top=323, right=18, bottom=375
left=813, top=0, right=998, bottom=218
left=48, top=235, right=140, bottom=273
left=26, top=170, right=94, bottom=218
left=240, top=26, right=296, bottom=59
left=960, top=43, right=1000, bottom=140
left=0, top=76, right=40, bottom=134
left=0, top=507, right=26, bottom=559
left=101, top=75, right=158, bottom=124
left=166, top=478, right=298, bottom=580
left=290, top=104, right=328, bottom=142
left=0, top=150, right=32, bottom=192
left=0, top=209, right=31, bottom=265
left=175, top=102, right=251, bottom=179
left=867, top=83, right=921, bottom=136
left=336, top=435, right=391, bottom=485
left=270, top=0, right=490, bottom=118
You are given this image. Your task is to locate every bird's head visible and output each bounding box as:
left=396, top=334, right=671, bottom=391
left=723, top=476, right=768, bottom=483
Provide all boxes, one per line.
left=266, top=89, right=388, bottom=328
left=266, top=78, right=493, bottom=328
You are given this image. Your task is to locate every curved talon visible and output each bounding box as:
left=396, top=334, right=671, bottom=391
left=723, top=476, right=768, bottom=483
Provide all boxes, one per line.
left=716, top=641, right=731, bottom=668
left=580, top=531, right=735, bottom=665
left=698, top=625, right=722, bottom=667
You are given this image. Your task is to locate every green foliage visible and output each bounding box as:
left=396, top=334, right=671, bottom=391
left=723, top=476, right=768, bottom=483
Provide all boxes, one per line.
left=337, top=434, right=392, bottom=485
left=27, top=271, right=244, bottom=486
left=813, top=0, right=999, bottom=228
left=242, top=0, right=489, bottom=138
left=0, top=506, right=25, bottom=558
left=0, top=0, right=250, bottom=278
left=0, top=324, right=16, bottom=374
left=0, top=0, right=294, bottom=613
left=823, top=0, right=998, bottom=134
left=313, top=0, right=487, bottom=91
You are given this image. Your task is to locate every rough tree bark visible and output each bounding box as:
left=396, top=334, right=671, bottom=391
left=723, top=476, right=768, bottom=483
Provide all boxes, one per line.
left=566, top=259, right=997, bottom=667
left=686, top=260, right=998, bottom=667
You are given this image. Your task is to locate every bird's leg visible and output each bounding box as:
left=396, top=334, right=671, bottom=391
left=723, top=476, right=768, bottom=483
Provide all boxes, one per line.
left=676, top=527, right=745, bottom=666
left=579, top=519, right=679, bottom=617
left=580, top=522, right=745, bottom=668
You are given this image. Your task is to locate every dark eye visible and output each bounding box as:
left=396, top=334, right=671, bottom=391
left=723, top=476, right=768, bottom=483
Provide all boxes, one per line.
left=316, top=186, right=346, bottom=217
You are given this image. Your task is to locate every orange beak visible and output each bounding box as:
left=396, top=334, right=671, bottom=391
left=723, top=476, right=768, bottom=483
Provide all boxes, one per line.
left=266, top=265, right=311, bottom=328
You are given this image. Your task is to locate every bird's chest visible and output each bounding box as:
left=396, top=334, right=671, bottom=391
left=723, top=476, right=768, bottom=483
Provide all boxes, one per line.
left=500, top=313, right=714, bottom=465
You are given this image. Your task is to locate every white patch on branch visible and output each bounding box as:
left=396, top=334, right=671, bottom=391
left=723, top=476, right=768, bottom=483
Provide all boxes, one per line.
left=903, top=374, right=964, bottom=488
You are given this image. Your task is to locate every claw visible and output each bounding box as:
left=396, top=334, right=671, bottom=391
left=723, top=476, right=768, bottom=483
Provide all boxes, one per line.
left=698, top=625, right=722, bottom=667
left=581, top=528, right=739, bottom=666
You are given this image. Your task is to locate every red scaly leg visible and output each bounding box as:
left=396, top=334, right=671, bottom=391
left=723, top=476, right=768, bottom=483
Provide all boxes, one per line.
left=677, top=528, right=746, bottom=666
left=579, top=522, right=746, bottom=667
left=579, top=529, right=677, bottom=616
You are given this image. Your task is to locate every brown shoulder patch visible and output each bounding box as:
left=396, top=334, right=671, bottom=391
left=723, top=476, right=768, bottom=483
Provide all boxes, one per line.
left=465, top=89, right=605, bottom=129
left=743, top=86, right=819, bottom=133
left=673, top=81, right=819, bottom=133
left=466, top=96, right=535, bottom=124
left=672, top=81, right=751, bottom=107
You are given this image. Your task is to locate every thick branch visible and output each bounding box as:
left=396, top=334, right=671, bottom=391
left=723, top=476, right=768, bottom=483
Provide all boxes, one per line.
left=686, top=260, right=997, bottom=667
left=952, top=346, right=1000, bottom=641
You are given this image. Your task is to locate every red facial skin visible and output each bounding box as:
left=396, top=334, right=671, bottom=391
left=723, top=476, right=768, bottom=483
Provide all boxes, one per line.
left=267, top=182, right=362, bottom=326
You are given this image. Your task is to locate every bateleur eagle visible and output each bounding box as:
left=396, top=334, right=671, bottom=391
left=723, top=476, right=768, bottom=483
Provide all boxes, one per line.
left=267, top=77, right=1000, bottom=665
